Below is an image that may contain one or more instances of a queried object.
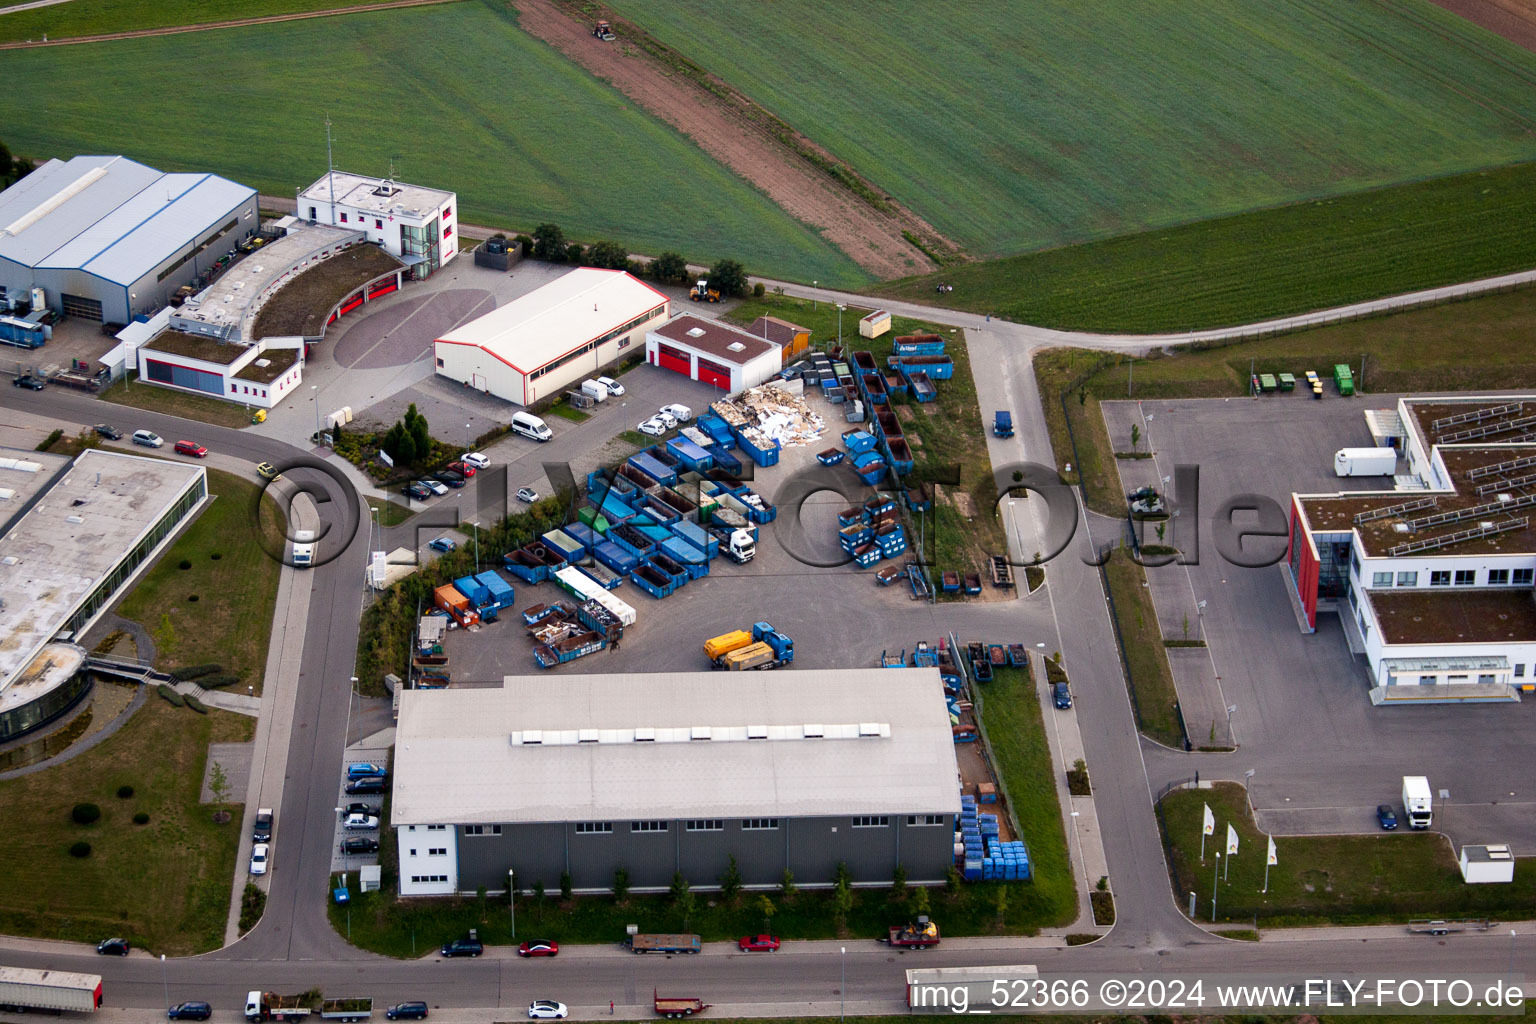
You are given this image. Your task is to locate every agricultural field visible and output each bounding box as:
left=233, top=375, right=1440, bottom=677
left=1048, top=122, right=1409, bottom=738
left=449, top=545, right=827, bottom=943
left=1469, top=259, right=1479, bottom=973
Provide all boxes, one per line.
left=0, top=3, right=866, bottom=287
left=609, top=0, right=1536, bottom=260
left=0, top=0, right=405, bottom=43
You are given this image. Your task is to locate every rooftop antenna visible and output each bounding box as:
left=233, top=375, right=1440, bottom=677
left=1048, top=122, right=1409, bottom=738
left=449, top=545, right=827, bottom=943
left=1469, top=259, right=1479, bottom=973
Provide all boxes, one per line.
left=325, top=115, right=336, bottom=223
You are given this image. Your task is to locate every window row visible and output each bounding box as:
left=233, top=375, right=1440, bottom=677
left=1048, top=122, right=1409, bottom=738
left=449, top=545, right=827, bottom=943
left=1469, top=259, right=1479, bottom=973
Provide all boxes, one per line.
left=409, top=874, right=449, bottom=884
left=464, top=825, right=502, bottom=836
left=1369, top=568, right=1533, bottom=588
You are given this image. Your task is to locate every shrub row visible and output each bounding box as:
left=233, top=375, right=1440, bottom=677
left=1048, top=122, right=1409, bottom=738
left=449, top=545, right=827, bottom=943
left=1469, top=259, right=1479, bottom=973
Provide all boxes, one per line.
left=156, top=684, right=184, bottom=707
left=171, top=663, right=221, bottom=682
left=184, top=694, right=208, bottom=714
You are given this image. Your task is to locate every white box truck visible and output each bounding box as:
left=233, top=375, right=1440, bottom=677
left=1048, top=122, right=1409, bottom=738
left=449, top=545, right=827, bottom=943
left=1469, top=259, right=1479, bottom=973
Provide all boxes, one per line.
left=1402, top=775, right=1433, bottom=829
left=1335, top=447, right=1397, bottom=477
left=580, top=379, right=609, bottom=403
left=0, top=966, right=103, bottom=1013
left=292, top=530, right=317, bottom=568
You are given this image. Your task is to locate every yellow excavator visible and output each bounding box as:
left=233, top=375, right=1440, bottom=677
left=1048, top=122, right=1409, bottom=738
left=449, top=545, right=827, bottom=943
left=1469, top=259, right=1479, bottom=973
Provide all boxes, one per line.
left=689, top=278, right=720, bottom=303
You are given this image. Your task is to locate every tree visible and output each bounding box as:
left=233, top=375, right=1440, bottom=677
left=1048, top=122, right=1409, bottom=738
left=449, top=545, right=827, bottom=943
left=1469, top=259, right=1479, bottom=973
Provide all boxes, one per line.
left=533, top=880, right=546, bottom=918
left=653, top=251, right=689, bottom=285
left=209, top=760, right=230, bottom=803
left=612, top=866, right=630, bottom=903
left=993, top=883, right=1008, bottom=925
left=405, top=403, right=430, bottom=457
left=911, top=885, right=931, bottom=919
left=670, top=872, right=695, bottom=929
left=756, top=894, right=775, bottom=934
left=0, top=139, right=31, bottom=188
left=833, top=860, right=852, bottom=889
left=708, top=258, right=749, bottom=298
left=945, top=865, right=962, bottom=894
left=531, top=223, right=566, bottom=261
left=832, top=875, right=854, bottom=932
left=565, top=242, right=585, bottom=265
left=586, top=240, right=629, bottom=270
left=890, top=863, right=907, bottom=903
left=719, top=855, right=743, bottom=904
left=560, top=871, right=573, bottom=902
left=1130, top=423, right=1141, bottom=450
left=779, top=868, right=797, bottom=902
left=669, top=871, right=691, bottom=905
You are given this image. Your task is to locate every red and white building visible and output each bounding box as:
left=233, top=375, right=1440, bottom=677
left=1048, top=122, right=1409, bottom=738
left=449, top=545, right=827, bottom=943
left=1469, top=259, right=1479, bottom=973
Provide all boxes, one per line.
left=434, top=269, right=668, bottom=407
left=299, top=171, right=457, bottom=280
left=1286, top=395, right=1536, bottom=704
left=645, top=313, right=783, bottom=393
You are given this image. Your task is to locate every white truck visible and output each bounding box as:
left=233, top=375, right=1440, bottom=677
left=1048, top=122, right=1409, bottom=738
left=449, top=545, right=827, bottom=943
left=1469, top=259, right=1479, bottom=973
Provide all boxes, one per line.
left=0, top=966, right=103, bottom=1013
left=292, top=530, right=317, bottom=568
left=1334, top=447, right=1397, bottom=477
left=723, top=527, right=755, bottom=564
left=1402, top=775, right=1433, bottom=829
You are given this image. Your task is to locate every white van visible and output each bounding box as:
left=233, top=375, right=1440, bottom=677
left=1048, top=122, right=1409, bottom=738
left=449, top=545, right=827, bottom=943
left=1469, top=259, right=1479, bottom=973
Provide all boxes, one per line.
left=580, top=379, right=609, bottom=403
left=511, top=411, right=552, bottom=442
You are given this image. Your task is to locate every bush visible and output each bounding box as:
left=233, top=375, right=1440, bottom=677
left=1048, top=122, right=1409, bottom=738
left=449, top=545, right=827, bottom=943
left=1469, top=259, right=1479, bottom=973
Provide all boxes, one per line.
left=1064, top=933, right=1100, bottom=946
left=187, top=594, right=199, bottom=602
left=156, top=684, right=185, bottom=707
left=71, top=803, right=101, bottom=825
left=1091, top=890, right=1115, bottom=926
left=171, top=664, right=221, bottom=682
left=184, top=694, right=208, bottom=714
left=178, top=559, right=192, bottom=570
left=116, top=785, right=134, bottom=799
left=753, top=282, right=766, bottom=297
left=201, top=675, right=242, bottom=689
left=37, top=428, right=64, bottom=452
left=69, top=841, right=92, bottom=858
left=239, top=883, right=267, bottom=935
left=210, top=552, right=222, bottom=560
left=133, top=812, right=150, bottom=825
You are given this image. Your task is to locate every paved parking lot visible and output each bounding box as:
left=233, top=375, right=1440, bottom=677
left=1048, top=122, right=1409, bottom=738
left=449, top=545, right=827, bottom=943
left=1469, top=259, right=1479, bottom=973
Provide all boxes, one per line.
left=1112, top=393, right=1536, bottom=847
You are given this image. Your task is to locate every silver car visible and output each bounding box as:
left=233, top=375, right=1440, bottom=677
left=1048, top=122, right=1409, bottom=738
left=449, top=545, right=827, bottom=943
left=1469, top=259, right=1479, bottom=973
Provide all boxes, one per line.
left=343, top=813, right=380, bottom=831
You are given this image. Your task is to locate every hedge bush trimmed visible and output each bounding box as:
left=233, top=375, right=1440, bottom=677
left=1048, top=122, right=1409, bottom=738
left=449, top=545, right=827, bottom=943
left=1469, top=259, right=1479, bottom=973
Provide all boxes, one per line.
left=171, top=664, right=221, bottom=682
left=69, top=841, right=92, bottom=858
left=71, top=803, right=101, bottom=825
left=184, top=694, right=208, bottom=714
left=116, top=785, right=134, bottom=799
left=133, top=812, right=150, bottom=825
left=156, top=684, right=184, bottom=707
left=178, top=559, right=192, bottom=570
left=201, top=675, right=241, bottom=689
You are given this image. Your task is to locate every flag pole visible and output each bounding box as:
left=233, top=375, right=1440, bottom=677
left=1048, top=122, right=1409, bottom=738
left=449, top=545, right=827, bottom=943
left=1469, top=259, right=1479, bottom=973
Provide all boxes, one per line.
left=1211, top=853, right=1220, bottom=922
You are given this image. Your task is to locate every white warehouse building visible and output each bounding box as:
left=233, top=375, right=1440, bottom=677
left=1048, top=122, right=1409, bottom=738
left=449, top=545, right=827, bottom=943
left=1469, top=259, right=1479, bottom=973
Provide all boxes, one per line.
left=298, top=171, right=457, bottom=279
left=434, top=268, right=668, bottom=407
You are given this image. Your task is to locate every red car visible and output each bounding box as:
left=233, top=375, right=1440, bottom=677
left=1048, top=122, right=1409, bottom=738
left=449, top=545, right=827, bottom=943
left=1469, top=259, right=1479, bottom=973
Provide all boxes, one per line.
left=517, top=939, right=559, bottom=957
left=446, top=461, right=477, bottom=478
left=737, top=934, right=780, bottom=952
left=174, top=440, right=208, bottom=458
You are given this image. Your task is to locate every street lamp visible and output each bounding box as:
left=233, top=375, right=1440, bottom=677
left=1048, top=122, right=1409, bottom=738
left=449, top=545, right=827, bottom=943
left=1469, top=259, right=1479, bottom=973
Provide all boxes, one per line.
left=466, top=421, right=472, bottom=450
left=813, top=281, right=818, bottom=310
left=836, top=303, right=845, bottom=347
left=469, top=520, right=480, bottom=573
left=367, top=507, right=379, bottom=588
left=311, top=385, right=321, bottom=443
left=508, top=868, right=516, bottom=939
left=160, top=954, right=167, bottom=1010
left=839, top=946, right=846, bottom=1022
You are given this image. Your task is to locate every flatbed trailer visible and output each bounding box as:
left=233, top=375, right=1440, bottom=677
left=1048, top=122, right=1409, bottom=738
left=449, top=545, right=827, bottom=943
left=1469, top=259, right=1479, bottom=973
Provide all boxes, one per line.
left=989, top=555, right=1014, bottom=588
left=654, top=989, right=711, bottom=1018
left=886, top=920, right=940, bottom=949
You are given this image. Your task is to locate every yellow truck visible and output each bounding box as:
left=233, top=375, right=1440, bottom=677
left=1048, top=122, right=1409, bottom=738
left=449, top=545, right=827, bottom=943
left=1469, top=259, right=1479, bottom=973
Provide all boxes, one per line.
left=703, top=630, right=754, bottom=662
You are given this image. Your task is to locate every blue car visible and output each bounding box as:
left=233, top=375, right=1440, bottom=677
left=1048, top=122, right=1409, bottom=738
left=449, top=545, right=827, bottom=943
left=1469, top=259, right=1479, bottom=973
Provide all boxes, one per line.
left=428, top=536, right=457, bottom=553
left=167, top=1002, right=212, bottom=1021
left=346, top=762, right=387, bottom=780
left=1376, top=804, right=1398, bottom=830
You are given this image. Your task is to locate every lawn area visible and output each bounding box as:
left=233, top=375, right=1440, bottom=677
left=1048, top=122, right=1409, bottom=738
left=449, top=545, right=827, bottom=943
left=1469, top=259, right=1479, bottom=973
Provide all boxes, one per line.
left=974, top=665, right=1076, bottom=927
left=1101, top=556, right=1183, bottom=750
left=0, top=697, right=254, bottom=955
left=0, top=4, right=865, bottom=288
left=878, top=162, right=1536, bottom=331
left=722, top=296, right=1005, bottom=579
left=611, top=0, right=1536, bottom=261
left=1162, top=783, right=1536, bottom=927
left=99, top=373, right=256, bottom=430
left=117, top=467, right=285, bottom=692
left=373, top=499, right=415, bottom=527
left=0, top=0, right=408, bottom=42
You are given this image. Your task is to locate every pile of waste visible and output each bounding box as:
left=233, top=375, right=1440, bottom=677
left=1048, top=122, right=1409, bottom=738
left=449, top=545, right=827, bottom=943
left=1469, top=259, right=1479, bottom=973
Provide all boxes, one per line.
left=711, top=384, right=825, bottom=449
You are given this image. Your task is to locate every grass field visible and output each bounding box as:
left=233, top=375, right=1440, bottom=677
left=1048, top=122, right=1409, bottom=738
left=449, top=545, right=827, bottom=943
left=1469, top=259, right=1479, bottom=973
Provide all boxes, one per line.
left=0, top=4, right=865, bottom=288
left=878, top=162, right=1536, bottom=331
left=0, top=0, right=405, bottom=42
left=1163, top=783, right=1536, bottom=926
left=100, top=374, right=257, bottom=429
left=117, top=468, right=284, bottom=691
left=0, top=698, right=254, bottom=955
left=612, top=0, right=1536, bottom=261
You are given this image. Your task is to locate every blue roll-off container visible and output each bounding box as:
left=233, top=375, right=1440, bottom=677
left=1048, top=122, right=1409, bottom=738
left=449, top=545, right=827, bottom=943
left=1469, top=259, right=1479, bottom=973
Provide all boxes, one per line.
left=474, top=571, right=515, bottom=610
left=593, top=541, right=640, bottom=575
left=453, top=576, right=491, bottom=608
left=697, top=413, right=735, bottom=446
left=665, top=436, right=715, bottom=473
left=660, top=537, right=709, bottom=579
left=733, top=429, right=781, bottom=467
left=628, top=452, right=677, bottom=486
left=562, top=521, right=600, bottom=552
left=671, top=519, right=718, bottom=559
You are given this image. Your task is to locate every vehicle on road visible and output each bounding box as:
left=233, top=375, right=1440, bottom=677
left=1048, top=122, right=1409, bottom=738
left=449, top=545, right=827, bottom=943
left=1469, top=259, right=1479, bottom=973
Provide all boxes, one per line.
left=340, top=836, right=380, bottom=855
left=174, top=440, right=208, bottom=458
left=343, top=813, right=380, bottom=831
left=653, top=991, right=709, bottom=1019
left=250, top=843, right=270, bottom=875
left=291, top=530, right=317, bottom=568
left=403, top=482, right=432, bottom=501
left=993, top=410, right=1014, bottom=437
left=527, top=1001, right=567, bottom=1020
left=624, top=933, right=701, bottom=954
left=517, top=940, right=559, bottom=958
left=1402, top=775, right=1433, bottom=829
left=168, top=1001, right=213, bottom=1020
left=433, top=471, right=465, bottom=489
left=345, top=778, right=386, bottom=795
left=420, top=478, right=449, bottom=496
left=447, top=461, right=477, bottom=477
left=245, top=991, right=311, bottom=1022
left=94, top=424, right=123, bottom=440
left=253, top=808, right=273, bottom=842
left=885, top=920, right=939, bottom=949
left=596, top=375, right=624, bottom=397
left=347, top=762, right=387, bottom=779
left=638, top=416, right=667, bottom=437
left=257, top=462, right=282, bottom=481
left=428, top=537, right=457, bottom=553
left=385, top=1003, right=428, bottom=1021
left=1052, top=682, right=1073, bottom=709
left=132, top=430, right=163, bottom=448
left=11, top=373, right=44, bottom=390
left=737, top=935, right=779, bottom=952
left=660, top=403, right=692, bottom=423
left=439, top=938, right=483, bottom=958
left=460, top=452, right=490, bottom=469
left=516, top=486, right=540, bottom=504
left=0, top=965, right=103, bottom=1013
left=96, top=938, right=130, bottom=956
left=510, top=412, right=552, bottom=442
left=1376, top=804, right=1398, bottom=830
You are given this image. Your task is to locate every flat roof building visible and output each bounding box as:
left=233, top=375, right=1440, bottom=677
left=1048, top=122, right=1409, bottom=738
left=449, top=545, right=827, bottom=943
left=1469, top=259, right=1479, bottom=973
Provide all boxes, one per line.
left=0, top=448, right=206, bottom=740
left=646, top=313, right=783, bottom=393
left=434, top=268, right=669, bottom=407
left=391, top=668, right=960, bottom=896
left=298, top=171, right=457, bottom=279
left=0, top=155, right=258, bottom=324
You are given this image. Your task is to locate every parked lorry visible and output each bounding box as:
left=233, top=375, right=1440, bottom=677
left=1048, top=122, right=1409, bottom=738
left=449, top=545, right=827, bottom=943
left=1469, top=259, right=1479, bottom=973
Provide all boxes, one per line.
left=707, top=623, right=793, bottom=670
left=654, top=989, right=711, bottom=1019
left=0, top=966, right=103, bottom=1013
left=717, top=527, right=756, bottom=564
left=1402, top=775, right=1433, bottom=829
left=320, top=997, right=373, bottom=1022
left=292, top=529, right=317, bottom=567
left=885, top=918, right=940, bottom=949
left=625, top=933, right=702, bottom=954
left=1334, top=447, right=1396, bottom=477
left=704, top=630, right=754, bottom=662
left=993, top=410, right=1013, bottom=438
left=246, top=991, right=314, bottom=1022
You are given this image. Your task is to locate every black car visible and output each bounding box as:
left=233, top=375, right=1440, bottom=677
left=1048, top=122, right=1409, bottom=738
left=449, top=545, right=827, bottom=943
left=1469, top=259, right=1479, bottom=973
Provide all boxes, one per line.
left=403, top=481, right=432, bottom=501
left=341, top=836, right=380, bottom=855
left=386, top=1002, right=429, bottom=1021
left=344, top=777, right=387, bottom=795
left=252, top=808, right=273, bottom=843
left=94, top=424, right=123, bottom=440
left=1376, top=804, right=1398, bottom=830
left=440, top=938, right=484, bottom=958
left=96, top=937, right=130, bottom=956
left=167, top=1002, right=213, bottom=1021
left=434, top=471, right=466, bottom=488
left=12, top=374, right=45, bottom=390
left=345, top=802, right=380, bottom=817
left=1052, top=682, right=1073, bottom=709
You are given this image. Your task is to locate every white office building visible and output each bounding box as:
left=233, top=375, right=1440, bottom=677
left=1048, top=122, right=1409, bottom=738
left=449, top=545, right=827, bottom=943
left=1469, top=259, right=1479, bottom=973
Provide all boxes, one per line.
left=297, top=171, right=457, bottom=279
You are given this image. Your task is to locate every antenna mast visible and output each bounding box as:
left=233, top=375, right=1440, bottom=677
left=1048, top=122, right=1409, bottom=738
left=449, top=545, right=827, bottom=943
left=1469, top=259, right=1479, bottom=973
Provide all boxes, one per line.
left=326, top=116, right=336, bottom=222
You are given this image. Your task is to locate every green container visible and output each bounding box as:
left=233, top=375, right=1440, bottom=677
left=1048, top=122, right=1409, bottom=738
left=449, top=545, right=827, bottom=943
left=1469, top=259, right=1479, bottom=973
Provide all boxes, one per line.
left=1277, top=373, right=1295, bottom=391
left=1259, top=373, right=1277, bottom=392
left=577, top=507, right=611, bottom=533
left=1334, top=363, right=1355, bottom=396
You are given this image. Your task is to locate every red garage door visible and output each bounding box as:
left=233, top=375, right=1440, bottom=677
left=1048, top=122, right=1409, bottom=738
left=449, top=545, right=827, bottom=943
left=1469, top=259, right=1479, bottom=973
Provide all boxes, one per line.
left=696, top=357, right=731, bottom=391
left=655, top=343, right=690, bottom=376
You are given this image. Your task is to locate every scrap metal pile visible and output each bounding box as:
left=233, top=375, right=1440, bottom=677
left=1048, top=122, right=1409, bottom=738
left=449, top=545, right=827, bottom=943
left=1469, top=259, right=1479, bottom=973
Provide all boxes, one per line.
left=710, top=384, right=825, bottom=450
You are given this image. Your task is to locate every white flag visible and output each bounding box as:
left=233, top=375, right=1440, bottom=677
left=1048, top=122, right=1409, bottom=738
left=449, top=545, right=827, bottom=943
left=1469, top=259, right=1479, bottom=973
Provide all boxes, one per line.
left=1203, top=804, right=1215, bottom=836
left=1226, top=823, right=1240, bottom=856
left=1267, top=835, right=1278, bottom=866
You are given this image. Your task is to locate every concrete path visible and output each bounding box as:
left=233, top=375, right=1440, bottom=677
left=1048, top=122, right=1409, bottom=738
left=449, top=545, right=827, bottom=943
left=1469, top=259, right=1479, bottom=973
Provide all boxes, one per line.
left=0, top=0, right=75, bottom=18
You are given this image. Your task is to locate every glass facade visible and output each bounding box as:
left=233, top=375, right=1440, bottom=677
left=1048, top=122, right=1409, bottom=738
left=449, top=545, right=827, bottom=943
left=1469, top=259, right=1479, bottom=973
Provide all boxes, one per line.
left=146, top=358, right=224, bottom=396
left=402, top=219, right=441, bottom=280
left=1313, top=539, right=1352, bottom=600
left=0, top=668, right=92, bottom=743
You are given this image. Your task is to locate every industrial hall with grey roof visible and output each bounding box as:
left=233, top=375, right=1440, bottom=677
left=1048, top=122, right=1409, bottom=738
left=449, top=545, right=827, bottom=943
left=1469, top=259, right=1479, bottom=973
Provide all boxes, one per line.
left=0, top=154, right=257, bottom=324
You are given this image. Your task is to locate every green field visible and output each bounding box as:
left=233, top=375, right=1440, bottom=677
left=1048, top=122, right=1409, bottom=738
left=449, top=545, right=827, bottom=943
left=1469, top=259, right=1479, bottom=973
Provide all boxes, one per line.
left=878, top=162, right=1536, bottom=331
left=0, top=4, right=866, bottom=287
left=0, top=0, right=404, bottom=43
left=611, top=0, right=1536, bottom=260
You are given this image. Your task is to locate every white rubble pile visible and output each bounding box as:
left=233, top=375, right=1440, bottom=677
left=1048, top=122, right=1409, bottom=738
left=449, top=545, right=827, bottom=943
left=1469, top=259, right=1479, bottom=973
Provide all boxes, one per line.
left=713, top=385, right=825, bottom=449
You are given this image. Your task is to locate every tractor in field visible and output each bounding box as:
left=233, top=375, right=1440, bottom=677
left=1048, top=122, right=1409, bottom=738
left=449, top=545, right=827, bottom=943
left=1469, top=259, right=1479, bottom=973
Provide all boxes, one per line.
left=594, top=20, right=616, bottom=40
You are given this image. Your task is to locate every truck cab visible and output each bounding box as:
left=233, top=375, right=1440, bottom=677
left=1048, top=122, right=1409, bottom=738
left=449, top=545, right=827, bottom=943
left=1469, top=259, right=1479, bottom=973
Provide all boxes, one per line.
left=291, top=530, right=317, bottom=568
left=725, top=528, right=755, bottom=563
